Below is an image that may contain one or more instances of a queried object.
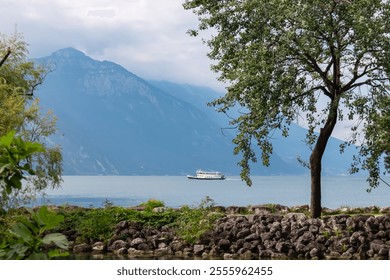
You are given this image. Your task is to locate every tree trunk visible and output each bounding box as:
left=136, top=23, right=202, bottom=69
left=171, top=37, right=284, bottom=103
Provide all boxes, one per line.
left=309, top=98, right=339, bottom=218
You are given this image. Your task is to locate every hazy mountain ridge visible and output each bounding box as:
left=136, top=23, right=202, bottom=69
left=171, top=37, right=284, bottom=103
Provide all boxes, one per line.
left=35, top=48, right=356, bottom=176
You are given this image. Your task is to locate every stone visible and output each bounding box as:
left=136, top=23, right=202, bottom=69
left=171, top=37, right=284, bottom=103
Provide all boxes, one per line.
left=370, top=240, right=385, bottom=253
left=155, top=247, right=171, bottom=257
left=275, top=242, right=291, bottom=254
left=193, top=245, right=205, bottom=255
left=73, top=243, right=91, bottom=253
left=116, top=248, right=128, bottom=255
left=108, top=240, right=128, bottom=252
left=92, top=242, right=106, bottom=252
left=309, top=248, right=321, bottom=259
left=171, top=240, right=184, bottom=252
left=218, top=239, right=231, bottom=251
left=237, top=228, right=251, bottom=239
left=244, top=233, right=259, bottom=242
left=130, top=238, right=145, bottom=248
left=137, top=243, right=150, bottom=251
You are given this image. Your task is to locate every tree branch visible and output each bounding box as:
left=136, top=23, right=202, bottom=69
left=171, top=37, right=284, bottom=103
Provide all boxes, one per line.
left=0, top=47, right=11, bottom=68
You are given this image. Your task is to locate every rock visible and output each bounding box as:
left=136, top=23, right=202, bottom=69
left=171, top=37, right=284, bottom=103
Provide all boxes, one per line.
left=223, top=253, right=234, bottom=260
left=237, top=228, right=251, bottom=239
left=116, top=248, right=128, bottom=255
left=137, top=243, right=150, bottom=251
left=73, top=243, right=91, bottom=253
left=365, top=216, right=379, bottom=232
left=155, top=247, right=171, bottom=257
left=152, top=207, right=166, bottom=213
left=244, top=233, right=259, bottom=242
left=370, top=240, right=385, bottom=253
left=130, top=238, right=145, bottom=248
left=309, top=248, right=321, bottom=259
left=218, top=239, right=231, bottom=251
left=340, top=252, right=353, bottom=260
left=298, top=232, right=315, bottom=245
left=108, top=240, right=128, bottom=252
left=275, top=241, right=292, bottom=254
left=193, top=245, right=205, bottom=255
left=92, top=242, right=106, bottom=252
left=115, top=220, right=128, bottom=230
left=171, top=240, right=185, bottom=252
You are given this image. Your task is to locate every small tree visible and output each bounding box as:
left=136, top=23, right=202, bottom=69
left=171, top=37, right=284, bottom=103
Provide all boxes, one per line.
left=184, top=0, right=390, bottom=218
left=0, top=32, right=62, bottom=208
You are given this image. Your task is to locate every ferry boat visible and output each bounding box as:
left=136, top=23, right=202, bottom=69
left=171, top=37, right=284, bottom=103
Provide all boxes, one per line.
left=187, top=170, right=225, bottom=180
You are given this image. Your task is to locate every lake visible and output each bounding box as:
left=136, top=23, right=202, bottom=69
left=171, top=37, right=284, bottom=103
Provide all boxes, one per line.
left=40, top=175, right=390, bottom=209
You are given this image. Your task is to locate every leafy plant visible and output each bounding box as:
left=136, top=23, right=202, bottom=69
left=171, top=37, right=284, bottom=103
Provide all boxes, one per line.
left=176, top=197, right=223, bottom=244
left=139, top=199, right=165, bottom=212
left=0, top=206, right=69, bottom=259
left=0, top=130, right=44, bottom=209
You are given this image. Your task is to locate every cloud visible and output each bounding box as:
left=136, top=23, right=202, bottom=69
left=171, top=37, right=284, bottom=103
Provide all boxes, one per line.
left=0, top=0, right=224, bottom=90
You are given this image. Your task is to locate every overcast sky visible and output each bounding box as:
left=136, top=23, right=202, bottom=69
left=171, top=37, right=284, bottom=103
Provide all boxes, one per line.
left=1, top=0, right=356, bottom=140
left=1, top=0, right=223, bottom=90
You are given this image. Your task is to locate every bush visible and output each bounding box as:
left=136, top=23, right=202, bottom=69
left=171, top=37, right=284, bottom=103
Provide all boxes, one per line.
left=0, top=206, right=69, bottom=259
left=139, top=199, right=165, bottom=212
left=176, top=197, right=223, bottom=244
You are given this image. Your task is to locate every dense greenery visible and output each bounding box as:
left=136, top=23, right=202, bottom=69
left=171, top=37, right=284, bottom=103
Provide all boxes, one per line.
left=184, top=0, right=390, bottom=218
left=58, top=203, right=180, bottom=242
left=0, top=32, right=62, bottom=209
left=0, top=198, right=223, bottom=256
left=0, top=206, right=69, bottom=259
left=0, top=131, right=45, bottom=208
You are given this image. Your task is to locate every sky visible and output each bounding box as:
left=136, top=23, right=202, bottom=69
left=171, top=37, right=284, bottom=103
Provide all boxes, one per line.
left=1, top=0, right=354, bottom=140
left=1, top=0, right=222, bottom=90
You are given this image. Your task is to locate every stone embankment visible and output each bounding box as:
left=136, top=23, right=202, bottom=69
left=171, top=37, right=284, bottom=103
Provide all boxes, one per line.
left=68, top=205, right=390, bottom=260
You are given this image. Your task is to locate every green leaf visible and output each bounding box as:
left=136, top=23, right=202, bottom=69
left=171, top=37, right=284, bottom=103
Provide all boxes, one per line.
left=7, top=243, right=30, bottom=260
left=42, top=233, right=69, bottom=250
left=48, top=249, right=69, bottom=259
left=0, top=131, right=16, bottom=148
left=9, top=223, right=33, bottom=245
left=34, top=206, right=64, bottom=230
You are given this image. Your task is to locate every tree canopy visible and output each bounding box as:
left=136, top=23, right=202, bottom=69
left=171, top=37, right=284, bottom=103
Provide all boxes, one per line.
left=184, top=0, right=390, bottom=217
left=0, top=32, right=62, bottom=209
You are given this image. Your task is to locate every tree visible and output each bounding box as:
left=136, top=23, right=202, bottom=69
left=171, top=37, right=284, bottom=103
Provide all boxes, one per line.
left=184, top=0, right=390, bottom=218
left=0, top=32, right=62, bottom=208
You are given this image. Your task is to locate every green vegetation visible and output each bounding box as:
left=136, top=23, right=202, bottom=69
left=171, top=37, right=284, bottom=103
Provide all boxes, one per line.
left=0, top=206, right=69, bottom=259
left=139, top=199, right=165, bottom=212
left=56, top=201, right=179, bottom=242
left=176, top=197, right=224, bottom=244
left=184, top=0, right=390, bottom=218
left=0, top=31, right=62, bottom=209
left=0, top=131, right=44, bottom=207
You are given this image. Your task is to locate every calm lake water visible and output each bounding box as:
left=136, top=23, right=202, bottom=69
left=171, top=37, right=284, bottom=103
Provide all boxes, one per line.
left=40, top=176, right=390, bottom=209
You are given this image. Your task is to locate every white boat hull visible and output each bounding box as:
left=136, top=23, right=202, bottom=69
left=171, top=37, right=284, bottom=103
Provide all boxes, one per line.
left=187, top=170, right=225, bottom=180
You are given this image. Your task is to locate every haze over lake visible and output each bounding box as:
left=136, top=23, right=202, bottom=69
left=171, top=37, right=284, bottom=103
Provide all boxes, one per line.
left=42, top=176, right=390, bottom=209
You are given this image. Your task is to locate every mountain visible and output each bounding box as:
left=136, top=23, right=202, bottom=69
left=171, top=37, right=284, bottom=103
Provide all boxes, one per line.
left=35, top=48, right=356, bottom=176
left=148, top=81, right=359, bottom=176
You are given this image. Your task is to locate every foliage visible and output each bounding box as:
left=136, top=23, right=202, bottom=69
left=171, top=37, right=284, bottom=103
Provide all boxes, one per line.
left=139, top=199, right=165, bottom=212
left=56, top=198, right=223, bottom=244
left=0, top=131, right=44, bottom=209
left=58, top=205, right=180, bottom=242
left=176, top=196, right=223, bottom=244
left=351, top=94, right=390, bottom=183
left=184, top=0, right=390, bottom=217
left=0, top=206, right=69, bottom=259
left=0, top=31, right=62, bottom=208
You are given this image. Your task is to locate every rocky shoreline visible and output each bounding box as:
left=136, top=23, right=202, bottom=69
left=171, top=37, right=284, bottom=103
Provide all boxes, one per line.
left=66, top=205, right=390, bottom=260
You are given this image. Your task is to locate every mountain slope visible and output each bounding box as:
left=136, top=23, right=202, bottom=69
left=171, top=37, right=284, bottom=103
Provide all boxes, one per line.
left=35, top=48, right=355, bottom=176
